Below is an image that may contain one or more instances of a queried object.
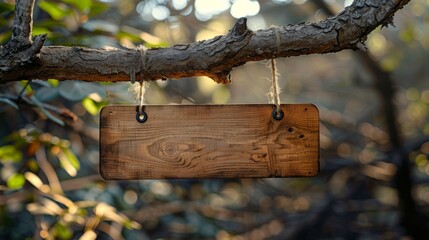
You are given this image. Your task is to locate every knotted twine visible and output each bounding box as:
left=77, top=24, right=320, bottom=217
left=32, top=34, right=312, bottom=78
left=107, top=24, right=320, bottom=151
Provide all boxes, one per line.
left=130, top=45, right=149, bottom=118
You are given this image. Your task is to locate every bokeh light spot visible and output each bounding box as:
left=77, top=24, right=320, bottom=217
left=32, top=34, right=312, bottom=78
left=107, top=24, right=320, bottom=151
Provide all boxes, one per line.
left=230, top=0, right=260, bottom=19
left=124, top=190, right=138, bottom=205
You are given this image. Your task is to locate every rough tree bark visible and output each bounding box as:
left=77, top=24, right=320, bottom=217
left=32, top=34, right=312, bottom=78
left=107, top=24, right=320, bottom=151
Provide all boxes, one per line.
left=0, top=0, right=411, bottom=84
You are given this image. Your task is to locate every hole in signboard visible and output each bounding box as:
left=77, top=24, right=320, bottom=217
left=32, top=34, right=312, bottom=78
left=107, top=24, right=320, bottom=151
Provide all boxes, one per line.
left=135, top=106, right=148, bottom=123
left=272, top=108, right=284, bottom=120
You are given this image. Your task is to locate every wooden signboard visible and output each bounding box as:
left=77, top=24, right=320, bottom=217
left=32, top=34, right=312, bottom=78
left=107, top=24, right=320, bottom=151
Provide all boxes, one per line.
left=100, top=104, right=319, bottom=179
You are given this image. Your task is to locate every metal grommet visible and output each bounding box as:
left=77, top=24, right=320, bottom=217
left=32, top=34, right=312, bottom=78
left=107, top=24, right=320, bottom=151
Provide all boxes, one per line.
left=136, top=111, right=147, bottom=123
left=272, top=108, right=284, bottom=120
left=135, top=106, right=148, bottom=123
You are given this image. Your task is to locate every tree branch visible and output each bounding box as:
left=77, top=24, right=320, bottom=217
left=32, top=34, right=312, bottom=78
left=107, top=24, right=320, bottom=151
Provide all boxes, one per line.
left=0, top=0, right=411, bottom=84
left=0, top=0, right=46, bottom=72
left=10, top=0, right=34, bottom=48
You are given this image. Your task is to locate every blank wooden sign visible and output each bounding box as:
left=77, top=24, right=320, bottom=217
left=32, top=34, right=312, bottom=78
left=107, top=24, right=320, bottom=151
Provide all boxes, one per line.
left=100, top=104, right=319, bottom=179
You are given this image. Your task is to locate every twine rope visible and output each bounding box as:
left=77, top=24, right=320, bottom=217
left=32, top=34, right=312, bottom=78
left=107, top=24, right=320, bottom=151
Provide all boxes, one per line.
left=267, top=27, right=283, bottom=116
left=269, top=58, right=282, bottom=115
left=133, top=45, right=149, bottom=116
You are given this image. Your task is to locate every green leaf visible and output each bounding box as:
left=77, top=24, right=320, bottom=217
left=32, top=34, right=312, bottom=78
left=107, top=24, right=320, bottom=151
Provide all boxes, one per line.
left=55, top=222, right=73, bottom=239
left=0, top=32, right=12, bottom=45
left=88, top=1, right=109, bottom=16
left=35, top=87, right=59, bottom=102
left=82, top=98, right=98, bottom=115
left=116, top=31, right=142, bottom=43
left=144, top=42, right=170, bottom=48
left=0, top=2, right=14, bottom=12
left=0, top=145, right=23, bottom=162
left=58, top=148, right=79, bottom=177
left=63, top=0, right=92, bottom=12
left=32, top=80, right=52, bottom=88
left=0, top=97, right=19, bottom=110
left=59, top=81, right=105, bottom=101
left=47, top=79, right=59, bottom=87
left=32, top=27, right=51, bottom=37
left=7, top=173, right=26, bottom=190
left=38, top=1, right=71, bottom=20
left=30, top=96, right=65, bottom=126
left=28, top=159, right=40, bottom=172
left=123, top=219, right=141, bottom=229
left=63, top=148, right=80, bottom=171
left=18, top=80, right=33, bottom=95
left=35, top=19, right=66, bottom=29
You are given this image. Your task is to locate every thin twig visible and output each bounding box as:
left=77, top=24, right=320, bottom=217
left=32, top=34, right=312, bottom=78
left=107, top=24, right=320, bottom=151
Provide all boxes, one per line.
left=0, top=175, right=102, bottom=205
left=17, top=80, right=30, bottom=100
left=36, top=147, right=63, bottom=195
left=10, top=0, right=35, bottom=47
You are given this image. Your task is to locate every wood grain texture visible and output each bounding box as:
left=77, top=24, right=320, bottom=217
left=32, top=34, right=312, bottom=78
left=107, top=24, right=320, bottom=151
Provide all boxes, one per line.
left=99, top=104, right=319, bottom=179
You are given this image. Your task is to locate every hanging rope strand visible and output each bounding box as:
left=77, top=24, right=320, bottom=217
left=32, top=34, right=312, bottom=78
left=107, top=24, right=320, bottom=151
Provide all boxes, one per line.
left=137, top=81, right=144, bottom=115
left=137, top=45, right=147, bottom=82
left=128, top=45, right=149, bottom=122
left=270, top=58, right=282, bottom=116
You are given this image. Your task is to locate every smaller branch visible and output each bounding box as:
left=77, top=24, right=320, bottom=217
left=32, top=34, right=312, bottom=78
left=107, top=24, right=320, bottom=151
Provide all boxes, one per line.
left=36, top=147, right=63, bottom=195
left=0, top=0, right=46, bottom=73
left=17, top=80, right=31, bottom=98
left=1, top=93, right=99, bottom=140
left=0, top=94, right=78, bottom=122
left=0, top=175, right=102, bottom=205
left=32, top=99, right=77, bottom=122
left=9, top=0, right=35, bottom=48
left=0, top=33, right=47, bottom=72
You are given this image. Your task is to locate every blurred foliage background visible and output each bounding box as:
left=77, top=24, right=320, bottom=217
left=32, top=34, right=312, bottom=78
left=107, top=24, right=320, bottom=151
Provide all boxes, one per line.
left=0, top=0, right=429, bottom=239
